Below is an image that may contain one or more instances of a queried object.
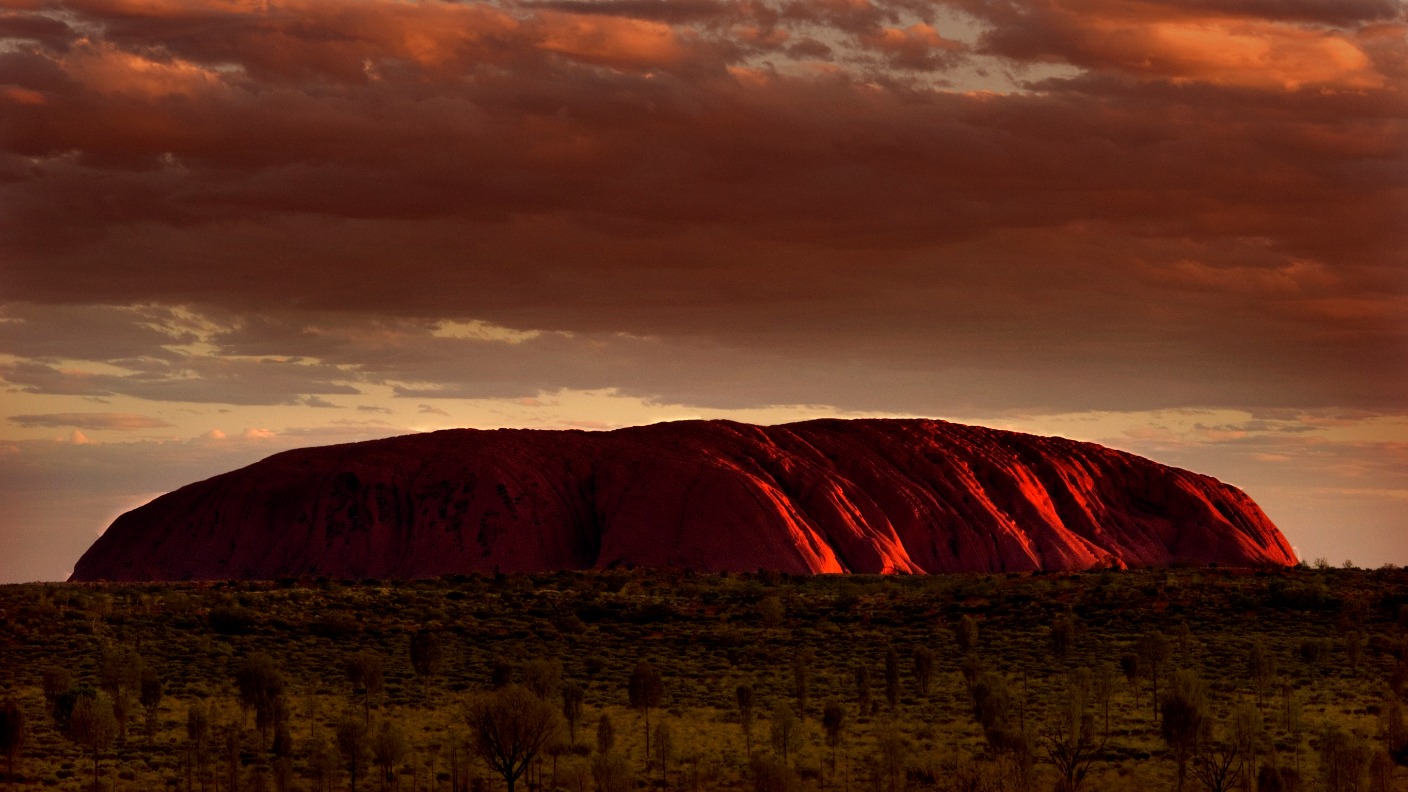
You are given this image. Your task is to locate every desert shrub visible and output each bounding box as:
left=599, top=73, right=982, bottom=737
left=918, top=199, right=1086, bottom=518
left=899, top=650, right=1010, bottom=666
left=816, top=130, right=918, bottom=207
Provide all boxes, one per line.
left=208, top=605, right=255, bottom=635
left=1297, top=638, right=1331, bottom=666
left=750, top=754, right=798, bottom=792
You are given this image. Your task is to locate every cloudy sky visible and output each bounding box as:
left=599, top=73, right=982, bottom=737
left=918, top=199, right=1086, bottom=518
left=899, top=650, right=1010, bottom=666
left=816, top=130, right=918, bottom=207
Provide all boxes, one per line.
left=2, top=0, right=1405, bottom=582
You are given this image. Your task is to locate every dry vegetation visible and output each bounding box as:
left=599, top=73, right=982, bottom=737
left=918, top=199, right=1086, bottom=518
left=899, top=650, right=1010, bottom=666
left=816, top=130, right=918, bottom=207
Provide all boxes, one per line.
left=1, top=565, right=1405, bottom=792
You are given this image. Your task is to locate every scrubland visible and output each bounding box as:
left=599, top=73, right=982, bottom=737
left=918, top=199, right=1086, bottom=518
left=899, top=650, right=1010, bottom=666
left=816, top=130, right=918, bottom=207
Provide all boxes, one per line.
left=0, top=564, right=1405, bottom=792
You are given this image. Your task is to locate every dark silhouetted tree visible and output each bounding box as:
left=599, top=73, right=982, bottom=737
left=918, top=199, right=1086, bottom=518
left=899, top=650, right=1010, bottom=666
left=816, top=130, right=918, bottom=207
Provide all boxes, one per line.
left=1346, top=631, right=1363, bottom=674
left=1318, top=726, right=1369, bottom=792
left=1369, top=750, right=1394, bottom=792
left=1246, top=640, right=1276, bottom=706
left=854, top=665, right=872, bottom=714
left=1160, top=670, right=1209, bottom=792
left=409, top=631, right=444, bottom=700
left=187, top=700, right=211, bottom=792
left=592, top=751, right=631, bottom=792
left=41, top=667, right=71, bottom=717
left=1041, top=676, right=1103, bottom=792
left=758, top=596, right=785, bottom=628
left=884, top=646, right=901, bottom=711
left=221, top=723, right=241, bottom=792
left=561, top=683, right=583, bottom=745
left=1138, top=633, right=1172, bottom=723
left=1092, top=665, right=1115, bottom=741
left=1297, top=638, right=1330, bottom=668
left=1257, top=764, right=1301, bottom=792
left=628, top=661, right=663, bottom=757
left=1173, top=621, right=1194, bottom=667
left=463, top=685, right=561, bottom=792
left=309, top=738, right=339, bottom=792
left=0, top=698, right=25, bottom=789
left=1049, top=613, right=1077, bottom=662
left=1119, top=653, right=1141, bottom=708
left=749, top=754, right=798, bottom=792
left=736, top=684, right=754, bottom=757
left=522, top=658, right=563, bottom=701
left=769, top=704, right=799, bottom=767
left=912, top=647, right=935, bottom=697
left=1384, top=694, right=1405, bottom=760
left=1191, top=737, right=1244, bottom=792
left=236, top=653, right=288, bottom=749
left=489, top=658, right=516, bottom=690
left=1230, top=703, right=1266, bottom=786
left=373, top=720, right=408, bottom=792
left=821, top=702, right=844, bottom=775
left=792, top=649, right=813, bottom=719
left=654, top=721, right=674, bottom=788
left=140, top=666, right=163, bottom=744
left=273, top=756, right=294, bottom=792
left=98, top=644, right=142, bottom=744
left=876, top=725, right=907, bottom=792
left=68, top=692, right=117, bottom=792
left=596, top=712, right=615, bottom=755
left=344, top=652, right=384, bottom=724
left=956, top=616, right=979, bottom=654
left=336, top=712, right=370, bottom=792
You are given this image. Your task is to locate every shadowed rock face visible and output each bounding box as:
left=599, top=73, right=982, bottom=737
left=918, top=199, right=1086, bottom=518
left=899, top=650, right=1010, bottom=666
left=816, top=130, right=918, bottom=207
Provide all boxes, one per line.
left=70, top=419, right=1297, bottom=581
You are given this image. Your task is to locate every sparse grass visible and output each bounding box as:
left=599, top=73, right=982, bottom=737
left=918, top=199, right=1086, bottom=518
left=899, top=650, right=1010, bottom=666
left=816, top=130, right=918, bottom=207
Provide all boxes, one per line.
left=0, top=565, right=1404, bottom=791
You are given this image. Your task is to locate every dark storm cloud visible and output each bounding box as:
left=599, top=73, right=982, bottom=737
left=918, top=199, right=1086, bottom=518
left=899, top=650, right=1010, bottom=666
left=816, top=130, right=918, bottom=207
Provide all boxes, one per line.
left=8, top=412, right=175, bottom=430
left=0, top=356, right=361, bottom=405
left=0, top=303, right=196, bottom=361
left=0, top=0, right=1403, bottom=417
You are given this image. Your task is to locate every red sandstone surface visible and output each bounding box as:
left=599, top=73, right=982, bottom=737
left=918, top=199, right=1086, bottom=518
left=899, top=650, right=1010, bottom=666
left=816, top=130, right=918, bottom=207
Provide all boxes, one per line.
left=70, top=419, right=1298, bottom=581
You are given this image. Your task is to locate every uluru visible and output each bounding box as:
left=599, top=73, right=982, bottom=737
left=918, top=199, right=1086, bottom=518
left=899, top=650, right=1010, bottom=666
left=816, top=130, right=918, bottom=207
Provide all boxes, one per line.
left=70, top=419, right=1297, bottom=581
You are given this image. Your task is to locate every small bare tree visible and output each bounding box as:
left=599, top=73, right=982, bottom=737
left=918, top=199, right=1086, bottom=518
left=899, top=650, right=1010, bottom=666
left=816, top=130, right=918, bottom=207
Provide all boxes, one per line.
left=1140, top=633, right=1172, bottom=723
left=1161, top=670, right=1209, bottom=792
left=373, top=720, right=408, bottom=792
left=1041, top=677, right=1104, bottom=792
left=344, top=652, right=385, bottom=724
left=463, top=685, right=561, bottom=792
left=628, top=661, right=663, bottom=757
left=769, top=704, right=799, bottom=767
left=68, top=693, right=117, bottom=792
left=1191, top=740, right=1244, bottom=792
left=236, top=653, right=288, bottom=749
left=336, top=712, right=370, bottom=792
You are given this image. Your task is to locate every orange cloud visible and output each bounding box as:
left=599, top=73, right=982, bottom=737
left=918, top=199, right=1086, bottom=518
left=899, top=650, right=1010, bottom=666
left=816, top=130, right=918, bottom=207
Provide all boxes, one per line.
left=974, top=1, right=1392, bottom=91
left=62, top=40, right=229, bottom=97
left=1141, top=20, right=1381, bottom=90
left=535, top=12, right=687, bottom=70
left=861, top=23, right=963, bottom=69
left=0, top=86, right=45, bottom=104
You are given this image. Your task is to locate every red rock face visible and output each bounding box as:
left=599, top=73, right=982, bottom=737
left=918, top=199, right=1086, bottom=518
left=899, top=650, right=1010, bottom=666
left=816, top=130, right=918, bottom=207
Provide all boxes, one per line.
left=70, top=419, right=1298, bottom=581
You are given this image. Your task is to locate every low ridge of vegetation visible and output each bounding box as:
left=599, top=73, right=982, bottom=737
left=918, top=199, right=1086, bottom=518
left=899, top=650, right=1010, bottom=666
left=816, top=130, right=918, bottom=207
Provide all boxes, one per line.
left=1, top=565, right=1405, bottom=791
